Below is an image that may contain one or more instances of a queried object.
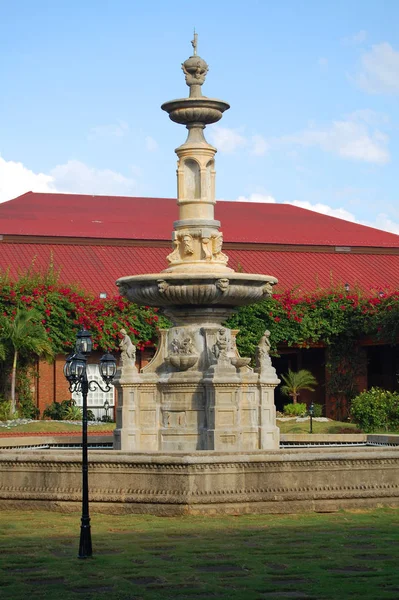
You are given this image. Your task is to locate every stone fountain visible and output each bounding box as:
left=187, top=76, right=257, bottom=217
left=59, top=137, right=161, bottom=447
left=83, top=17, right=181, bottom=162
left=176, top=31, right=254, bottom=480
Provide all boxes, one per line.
left=114, top=35, right=280, bottom=452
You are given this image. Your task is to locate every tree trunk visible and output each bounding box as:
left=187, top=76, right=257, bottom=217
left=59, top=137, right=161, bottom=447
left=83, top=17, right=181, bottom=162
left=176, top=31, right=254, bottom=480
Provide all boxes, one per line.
left=292, top=392, right=299, bottom=404
left=10, top=350, right=18, bottom=414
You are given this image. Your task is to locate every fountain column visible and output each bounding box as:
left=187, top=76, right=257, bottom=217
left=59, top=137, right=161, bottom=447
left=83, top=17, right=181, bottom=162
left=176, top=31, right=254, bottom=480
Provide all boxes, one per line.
left=161, top=34, right=231, bottom=277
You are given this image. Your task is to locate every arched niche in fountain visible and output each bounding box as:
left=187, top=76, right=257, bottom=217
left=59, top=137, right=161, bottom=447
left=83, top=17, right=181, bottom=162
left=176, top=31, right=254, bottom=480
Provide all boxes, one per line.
left=184, top=159, right=201, bottom=200
left=205, top=159, right=215, bottom=203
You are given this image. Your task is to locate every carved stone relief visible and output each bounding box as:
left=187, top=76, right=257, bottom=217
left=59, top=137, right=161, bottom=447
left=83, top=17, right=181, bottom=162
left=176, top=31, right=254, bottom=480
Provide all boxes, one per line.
left=182, top=233, right=194, bottom=255
left=201, top=235, right=213, bottom=260
left=216, top=278, right=229, bottom=292
left=262, top=282, right=275, bottom=297
left=167, top=333, right=198, bottom=371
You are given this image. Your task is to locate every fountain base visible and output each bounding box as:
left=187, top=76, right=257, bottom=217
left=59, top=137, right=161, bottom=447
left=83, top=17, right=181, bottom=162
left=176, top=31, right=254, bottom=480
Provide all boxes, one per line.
left=113, top=320, right=280, bottom=453
left=1, top=446, right=398, bottom=515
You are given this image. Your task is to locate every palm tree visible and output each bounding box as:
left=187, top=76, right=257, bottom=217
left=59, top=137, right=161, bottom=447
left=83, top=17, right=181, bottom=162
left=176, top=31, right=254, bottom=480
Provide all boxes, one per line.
left=280, top=369, right=317, bottom=404
left=0, top=308, right=53, bottom=413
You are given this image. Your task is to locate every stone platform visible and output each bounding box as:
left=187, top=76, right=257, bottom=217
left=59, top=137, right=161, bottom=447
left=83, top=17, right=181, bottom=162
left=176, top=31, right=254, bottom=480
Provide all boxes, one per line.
left=1, top=447, right=398, bottom=515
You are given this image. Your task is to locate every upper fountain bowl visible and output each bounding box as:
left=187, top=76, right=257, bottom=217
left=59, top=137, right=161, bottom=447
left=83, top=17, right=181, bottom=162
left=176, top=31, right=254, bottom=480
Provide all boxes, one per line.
left=161, top=97, right=230, bottom=126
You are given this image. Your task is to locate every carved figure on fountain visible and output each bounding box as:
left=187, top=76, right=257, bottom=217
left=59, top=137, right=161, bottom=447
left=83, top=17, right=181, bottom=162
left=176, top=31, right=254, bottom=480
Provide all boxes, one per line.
left=166, top=234, right=181, bottom=265
left=181, top=57, right=209, bottom=89
left=255, top=330, right=278, bottom=380
left=212, top=232, right=229, bottom=264
left=119, top=328, right=137, bottom=371
left=212, top=328, right=230, bottom=361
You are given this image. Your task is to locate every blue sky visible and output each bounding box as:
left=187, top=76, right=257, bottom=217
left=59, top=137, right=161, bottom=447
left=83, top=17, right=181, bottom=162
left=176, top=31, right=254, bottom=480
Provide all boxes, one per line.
left=1, top=0, right=399, bottom=233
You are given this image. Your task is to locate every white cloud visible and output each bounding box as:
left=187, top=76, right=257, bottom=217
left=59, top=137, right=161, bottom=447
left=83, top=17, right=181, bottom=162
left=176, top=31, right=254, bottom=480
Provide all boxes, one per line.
left=0, top=156, right=137, bottom=202
left=50, top=160, right=136, bottom=196
left=145, top=136, right=158, bottom=152
left=285, top=200, right=357, bottom=222
left=348, top=109, right=389, bottom=126
left=209, top=128, right=269, bottom=156
left=0, top=156, right=55, bottom=202
left=228, top=193, right=277, bottom=203
left=251, top=135, right=269, bottom=156
left=209, top=126, right=246, bottom=153
left=280, top=112, right=390, bottom=164
left=294, top=200, right=399, bottom=235
left=224, top=193, right=399, bottom=236
left=355, top=42, right=399, bottom=95
left=88, top=121, right=129, bottom=140
left=368, top=213, right=399, bottom=235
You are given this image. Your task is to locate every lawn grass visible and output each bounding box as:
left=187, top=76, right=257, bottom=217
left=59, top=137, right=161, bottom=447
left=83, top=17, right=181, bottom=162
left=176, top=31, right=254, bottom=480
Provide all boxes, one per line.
left=276, top=419, right=361, bottom=434
left=2, top=420, right=397, bottom=436
left=0, top=421, right=115, bottom=434
left=0, top=509, right=398, bottom=599
left=0, top=420, right=359, bottom=435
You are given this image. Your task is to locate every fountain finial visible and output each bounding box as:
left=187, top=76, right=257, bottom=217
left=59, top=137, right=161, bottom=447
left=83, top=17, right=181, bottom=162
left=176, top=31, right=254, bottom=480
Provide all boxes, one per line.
left=181, top=32, right=208, bottom=98
left=191, top=29, right=198, bottom=56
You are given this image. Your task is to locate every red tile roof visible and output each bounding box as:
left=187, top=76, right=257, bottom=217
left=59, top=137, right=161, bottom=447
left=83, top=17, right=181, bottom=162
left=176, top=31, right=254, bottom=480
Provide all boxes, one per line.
left=0, top=242, right=397, bottom=296
left=2, top=191, right=399, bottom=248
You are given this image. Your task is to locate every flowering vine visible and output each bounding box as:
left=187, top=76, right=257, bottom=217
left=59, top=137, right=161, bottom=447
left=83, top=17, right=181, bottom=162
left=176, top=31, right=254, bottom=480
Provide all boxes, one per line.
left=0, top=273, right=168, bottom=353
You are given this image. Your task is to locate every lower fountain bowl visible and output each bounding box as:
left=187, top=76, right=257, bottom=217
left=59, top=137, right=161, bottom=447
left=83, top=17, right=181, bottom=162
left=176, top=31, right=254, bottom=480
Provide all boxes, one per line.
left=116, top=272, right=278, bottom=308
left=165, top=354, right=198, bottom=370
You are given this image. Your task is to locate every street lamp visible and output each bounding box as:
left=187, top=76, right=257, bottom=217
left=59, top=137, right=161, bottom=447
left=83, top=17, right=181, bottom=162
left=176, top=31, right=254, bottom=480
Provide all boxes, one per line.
left=308, top=401, right=315, bottom=434
left=64, top=328, right=117, bottom=559
left=103, top=399, right=110, bottom=420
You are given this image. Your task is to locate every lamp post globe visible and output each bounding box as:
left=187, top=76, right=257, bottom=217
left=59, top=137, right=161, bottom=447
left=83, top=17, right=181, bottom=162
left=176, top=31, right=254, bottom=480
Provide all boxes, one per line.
left=100, top=351, right=117, bottom=384
left=75, top=328, right=93, bottom=355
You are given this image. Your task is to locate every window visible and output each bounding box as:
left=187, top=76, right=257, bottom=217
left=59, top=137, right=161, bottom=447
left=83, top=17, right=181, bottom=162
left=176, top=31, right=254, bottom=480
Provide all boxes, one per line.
left=72, top=364, right=114, bottom=419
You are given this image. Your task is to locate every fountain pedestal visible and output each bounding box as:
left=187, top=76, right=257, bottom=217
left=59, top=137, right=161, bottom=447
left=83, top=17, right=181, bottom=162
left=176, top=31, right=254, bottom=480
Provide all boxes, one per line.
left=114, top=318, right=280, bottom=452
left=114, top=36, right=280, bottom=452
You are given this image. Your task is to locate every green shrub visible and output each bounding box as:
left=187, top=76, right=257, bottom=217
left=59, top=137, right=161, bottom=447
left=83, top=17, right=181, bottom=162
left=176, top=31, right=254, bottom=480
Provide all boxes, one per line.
left=16, top=368, right=39, bottom=419
left=283, top=403, right=307, bottom=417
left=43, top=400, right=96, bottom=421
left=0, top=398, right=18, bottom=421
left=350, top=387, right=399, bottom=432
left=100, top=415, right=113, bottom=423
left=64, top=403, right=83, bottom=420
left=43, top=399, right=73, bottom=420
left=311, top=403, right=323, bottom=418
left=63, top=404, right=95, bottom=421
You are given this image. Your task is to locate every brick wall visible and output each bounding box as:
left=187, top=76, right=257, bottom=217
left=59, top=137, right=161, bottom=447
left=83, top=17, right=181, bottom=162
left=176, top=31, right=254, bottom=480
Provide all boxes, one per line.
left=37, top=355, right=70, bottom=414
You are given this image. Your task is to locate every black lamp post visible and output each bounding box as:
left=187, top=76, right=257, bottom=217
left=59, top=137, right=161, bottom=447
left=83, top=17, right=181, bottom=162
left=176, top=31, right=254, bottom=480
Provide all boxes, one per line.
left=103, top=399, right=110, bottom=420
left=308, top=401, right=315, bottom=434
left=64, top=328, right=116, bottom=559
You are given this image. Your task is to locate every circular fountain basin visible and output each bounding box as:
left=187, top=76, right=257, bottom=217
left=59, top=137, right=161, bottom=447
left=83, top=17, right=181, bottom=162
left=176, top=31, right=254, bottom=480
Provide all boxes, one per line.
left=116, top=272, right=277, bottom=308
